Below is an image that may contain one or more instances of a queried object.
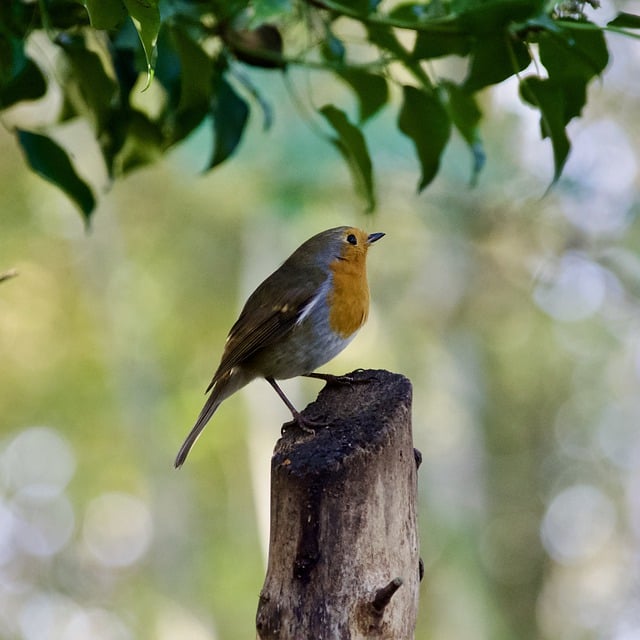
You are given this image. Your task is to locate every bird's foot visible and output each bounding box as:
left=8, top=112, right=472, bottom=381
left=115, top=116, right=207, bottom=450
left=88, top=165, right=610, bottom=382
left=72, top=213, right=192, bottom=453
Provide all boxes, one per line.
left=281, top=412, right=326, bottom=436
left=305, top=369, right=374, bottom=386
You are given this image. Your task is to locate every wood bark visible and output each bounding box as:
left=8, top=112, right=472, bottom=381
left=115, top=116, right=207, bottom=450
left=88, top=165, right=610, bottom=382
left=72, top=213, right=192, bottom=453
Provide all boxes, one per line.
left=256, top=369, right=420, bottom=640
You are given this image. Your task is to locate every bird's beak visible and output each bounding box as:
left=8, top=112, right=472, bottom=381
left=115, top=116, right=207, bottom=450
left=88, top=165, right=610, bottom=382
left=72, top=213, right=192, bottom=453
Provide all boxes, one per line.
left=367, top=232, right=385, bottom=244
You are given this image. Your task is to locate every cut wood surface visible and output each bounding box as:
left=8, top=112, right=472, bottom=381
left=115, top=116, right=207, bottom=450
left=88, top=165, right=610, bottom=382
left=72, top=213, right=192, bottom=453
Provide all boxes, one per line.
left=256, top=369, right=420, bottom=640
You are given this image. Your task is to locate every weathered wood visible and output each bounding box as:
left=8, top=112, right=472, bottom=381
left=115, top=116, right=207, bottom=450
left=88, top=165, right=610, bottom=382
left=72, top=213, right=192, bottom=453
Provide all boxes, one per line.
left=256, top=369, right=420, bottom=640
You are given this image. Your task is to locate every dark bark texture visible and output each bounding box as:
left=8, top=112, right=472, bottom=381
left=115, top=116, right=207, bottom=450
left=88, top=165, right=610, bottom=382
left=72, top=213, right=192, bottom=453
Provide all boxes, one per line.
left=256, top=369, right=420, bottom=640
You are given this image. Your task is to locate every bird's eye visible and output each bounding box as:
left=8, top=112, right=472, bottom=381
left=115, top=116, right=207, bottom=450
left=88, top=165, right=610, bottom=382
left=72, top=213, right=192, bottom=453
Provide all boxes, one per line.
left=346, top=233, right=357, bottom=245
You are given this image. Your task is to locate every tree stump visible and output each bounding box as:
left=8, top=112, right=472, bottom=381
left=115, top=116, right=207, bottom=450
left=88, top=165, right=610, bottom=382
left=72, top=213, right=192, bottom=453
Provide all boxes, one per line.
left=256, top=369, right=420, bottom=640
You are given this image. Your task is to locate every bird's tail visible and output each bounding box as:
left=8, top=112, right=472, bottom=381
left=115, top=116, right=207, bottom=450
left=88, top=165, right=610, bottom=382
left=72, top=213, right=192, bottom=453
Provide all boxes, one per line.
left=174, top=368, right=249, bottom=468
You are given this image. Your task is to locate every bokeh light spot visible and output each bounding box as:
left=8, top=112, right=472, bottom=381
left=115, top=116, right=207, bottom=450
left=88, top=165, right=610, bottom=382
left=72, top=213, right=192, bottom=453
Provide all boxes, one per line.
left=12, top=493, right=75, bottom=558
left=82, top=492, right=152, bottom=568
left=2, top=427, right=76, bottom=499
left=0, top=499, right=17, bottom=565
left=534, top=254, right=606, bottom=322
left=65, top=608, right=133, bottom=640
left=541, top=484, right=615, bottom=564
left=19, top=592, right=79, bottom=640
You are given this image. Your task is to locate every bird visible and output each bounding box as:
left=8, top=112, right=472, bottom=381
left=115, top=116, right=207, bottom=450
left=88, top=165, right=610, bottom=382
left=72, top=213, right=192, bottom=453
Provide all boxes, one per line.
left=175, top=226, right=384, bottom=467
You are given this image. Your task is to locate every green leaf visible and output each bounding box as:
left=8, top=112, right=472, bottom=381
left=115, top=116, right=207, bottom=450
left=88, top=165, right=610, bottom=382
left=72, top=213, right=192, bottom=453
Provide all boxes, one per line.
left=397, top=85, right=451, bottom=192
left=455, top=0, right=543, bottom=33
left=17, top=130, right=95, bottom=218
left=464, top=34, right=530, bottom=91
left=57, top=36, right=118, bottom=133
left=413, top=31, right=472, bottom=59
left=168, top=25, right=214, bottom=140
left=249, top=0, right=293, bottom=27
left=442, top=81, right=485, bottom=185
left=98, top=107, right=163, bottom=176
left=538, top=23, right=608, bottom=124
left=335, top=69, right=388, bottom=122
left=519, top=76, right=570, bottom=183
left=539, top=22, right=608, bottom=84
left=510, top=11, right=563, bottom=35
left=208, top=78, right=249, bottom=169
left=319, top=105, right=375, bottom=213
left=44, top=1, right=92, bottom=30
left=365, top=24, right=408, bottom=59
left=110, top=34, right=140, bottom=100
left=389, top=2, right=447, bottom=22
left=153, top=26, right=181, bottom=109
left=0, top=40, right=47, bottom=108
left=122, top=0, right=160, bottom=87
left=113, top=110, right=164, bottom=174
left=607, top=12, right=640, bottom=29
left=84, top=0, right=127, bottom=30
left=350, top=0, right=383, bottom=15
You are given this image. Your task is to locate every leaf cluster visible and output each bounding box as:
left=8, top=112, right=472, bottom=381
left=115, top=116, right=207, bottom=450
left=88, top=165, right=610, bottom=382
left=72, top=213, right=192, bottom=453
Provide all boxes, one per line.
left=0, top=0, right=638, bottom=219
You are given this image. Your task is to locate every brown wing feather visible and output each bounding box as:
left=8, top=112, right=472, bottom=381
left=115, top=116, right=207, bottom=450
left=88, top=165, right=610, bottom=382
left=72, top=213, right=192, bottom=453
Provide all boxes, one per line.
left=206, top=272, right=326, bottom=391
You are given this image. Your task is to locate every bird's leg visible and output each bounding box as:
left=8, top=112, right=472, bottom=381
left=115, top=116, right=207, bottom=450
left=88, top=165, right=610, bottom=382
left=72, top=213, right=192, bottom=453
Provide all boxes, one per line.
left=265, top=377, right=319, bottom=434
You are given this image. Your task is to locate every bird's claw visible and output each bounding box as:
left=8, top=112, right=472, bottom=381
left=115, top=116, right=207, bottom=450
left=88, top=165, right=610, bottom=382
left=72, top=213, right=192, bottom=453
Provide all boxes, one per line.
left=281, top=414, right=326, bottom=436
left=305, top=370, right=374, bottom=387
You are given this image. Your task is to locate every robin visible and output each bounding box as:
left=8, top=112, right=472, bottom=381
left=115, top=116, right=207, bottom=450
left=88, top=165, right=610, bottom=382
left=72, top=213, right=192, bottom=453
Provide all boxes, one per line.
left=175, top=226, right=384, bottom=467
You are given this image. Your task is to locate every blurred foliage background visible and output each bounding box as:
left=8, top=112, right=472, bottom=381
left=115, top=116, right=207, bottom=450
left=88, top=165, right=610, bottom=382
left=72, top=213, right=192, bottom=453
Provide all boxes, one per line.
left=2, top=1, right=640, bottom=639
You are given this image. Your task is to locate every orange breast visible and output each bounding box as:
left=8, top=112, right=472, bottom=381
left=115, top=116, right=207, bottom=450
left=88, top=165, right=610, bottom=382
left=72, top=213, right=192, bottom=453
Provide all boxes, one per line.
left=328, top=256, right=370, bottom=338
